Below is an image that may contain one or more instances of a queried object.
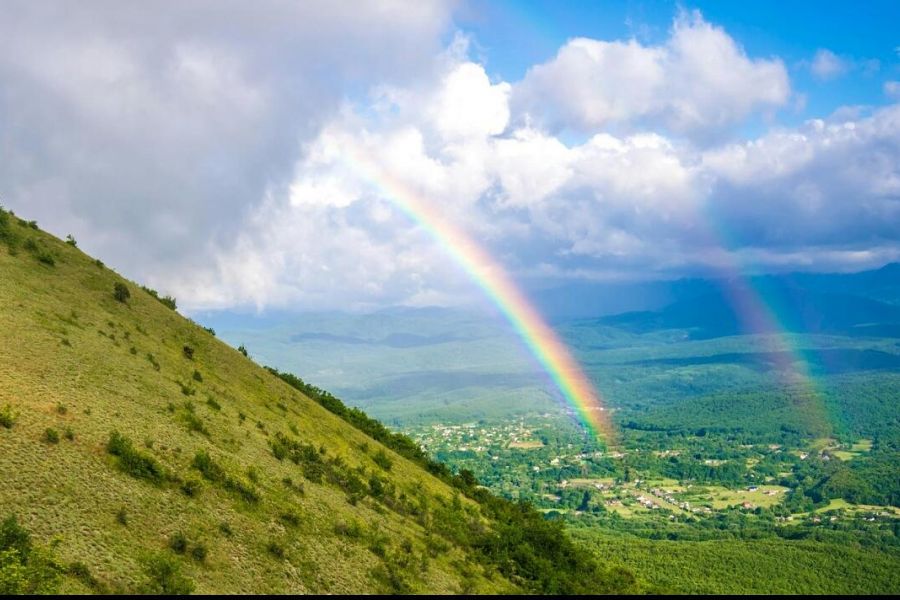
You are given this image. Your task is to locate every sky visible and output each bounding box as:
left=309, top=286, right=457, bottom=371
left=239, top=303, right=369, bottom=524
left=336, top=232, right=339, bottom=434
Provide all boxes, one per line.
left=1, top=0, right=899, bottom=313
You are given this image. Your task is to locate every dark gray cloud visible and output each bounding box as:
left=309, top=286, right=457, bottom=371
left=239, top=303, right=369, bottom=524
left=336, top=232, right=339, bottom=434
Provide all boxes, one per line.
left=0, top=0, right=453, bottom=291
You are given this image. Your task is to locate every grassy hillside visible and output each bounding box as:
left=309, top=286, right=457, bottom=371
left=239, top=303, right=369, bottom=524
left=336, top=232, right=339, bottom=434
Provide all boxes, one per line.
left=0, top=209, right=630, bottom=594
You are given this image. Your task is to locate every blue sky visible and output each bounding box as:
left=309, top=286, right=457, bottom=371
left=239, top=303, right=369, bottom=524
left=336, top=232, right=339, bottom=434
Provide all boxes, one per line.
left=1, top=1, right=898, bottom=312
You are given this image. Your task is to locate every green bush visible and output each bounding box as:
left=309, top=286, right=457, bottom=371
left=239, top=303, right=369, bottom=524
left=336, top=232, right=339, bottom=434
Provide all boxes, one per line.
left=168, top=532, right=188, bottom=555
left=182, top=346, right=194, bottom=360
left=181, top=411, right=207, bottom=436
left=373, top=450, right=393, bottom=471
left=43, top=428, right=59, bottom=444
left=180, top=479, right=202, bottom=498
left=279, top=512, right=301, bottom=528
left=192, top=370, right=203, bottom=383
left=0, top=515, right=61, bottom=595
left=192, top=450, right=225, bottom=483
left=266, top=541, right=285, bottom=560
left=106, top=431, right=166, bottom=485
left=139, top=554, right=194, bottom=595
left=190, top=544, right=207, bottom=563
left=36, top=251, right=54, bottom=266
left=0, top=405, right=16, bottom=429
left=140, top=286, right=177, bottom=310
left=65, top=234, right=77, bottom=247
left=68, top=561, right=103, bottom=592
left=113, top=282, right=130, bottom=304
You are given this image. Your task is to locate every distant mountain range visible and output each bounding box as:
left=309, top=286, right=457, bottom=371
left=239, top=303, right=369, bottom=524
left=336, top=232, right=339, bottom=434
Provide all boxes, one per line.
left=534, top=263, right=900, bottom=339
left=532, top=262, right=900, bottom=321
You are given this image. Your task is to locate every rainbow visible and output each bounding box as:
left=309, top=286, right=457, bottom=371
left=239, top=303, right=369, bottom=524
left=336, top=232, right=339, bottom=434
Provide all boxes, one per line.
left=694, top=234, right=830, bottom=431
left=341, top=143, right=613, bottom=442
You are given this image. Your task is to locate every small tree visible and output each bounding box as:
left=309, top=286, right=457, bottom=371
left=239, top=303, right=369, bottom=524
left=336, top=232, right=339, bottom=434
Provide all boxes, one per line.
left=65, top=235, right=77, bottom=247
left=113, top=282, right=130, bottom=304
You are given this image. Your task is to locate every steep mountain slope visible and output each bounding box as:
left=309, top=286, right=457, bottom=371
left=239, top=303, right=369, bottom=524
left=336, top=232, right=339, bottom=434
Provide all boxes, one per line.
left=0, top=209, right=630, bottom=594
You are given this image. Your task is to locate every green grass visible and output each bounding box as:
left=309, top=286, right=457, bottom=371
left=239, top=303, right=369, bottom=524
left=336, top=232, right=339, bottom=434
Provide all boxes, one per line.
left=0, top=215, right=525, bottom=594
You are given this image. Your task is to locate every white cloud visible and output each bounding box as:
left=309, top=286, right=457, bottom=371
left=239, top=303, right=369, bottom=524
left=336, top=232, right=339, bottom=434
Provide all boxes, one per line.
left=810, top=48, right=850, bottom=80
left=512, top=10, right=790, bottom=139
left=885, top=81, right=900, bottom=100
left=0, top=0, right=454, bottom=293
left=2, top=5, right=897, bottom=312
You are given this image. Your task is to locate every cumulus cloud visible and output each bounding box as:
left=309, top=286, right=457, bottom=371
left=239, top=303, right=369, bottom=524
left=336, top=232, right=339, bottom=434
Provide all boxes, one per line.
left=181, top=44, right=899, bottom=310
left=808, top=48, right=879, bottom=81
left=2, top=5, right=897, bottom=312
left=512, top=10, right=790, bottom=140
left=810, top=49, right=850, bottom=80
left=0, top=0, right=453, bottom=293
left=886, top=81, right=900, bottom=100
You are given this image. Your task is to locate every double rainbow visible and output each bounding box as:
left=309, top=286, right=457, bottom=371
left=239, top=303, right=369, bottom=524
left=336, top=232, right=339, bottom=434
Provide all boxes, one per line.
left=342, top=143, right=613, bottom=442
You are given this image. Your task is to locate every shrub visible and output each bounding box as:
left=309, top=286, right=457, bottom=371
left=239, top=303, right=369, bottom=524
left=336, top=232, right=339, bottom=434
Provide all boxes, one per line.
left=279, top=511, right=301, bottom=528
left=65, top=234, right=77, bottom=247
left=373, top=450, right=393, bottom=471
left=140, top=286, right=177, bottom=310
left=182, top=345, right=194, bottom=360
left=139, top=554, right=194, bottom=595
left=190, top=544, right=207, bottom=563
left=223, top=477, right=260, bottom=504
left=36, top=251, right=55, bottom=266
left=0, top=405, right=16, bottom=429
left=146, top=353, right=160, bottom=371
left=63, top=427, right=74, bottom=441
left=43, top=428, right=59, bottom=444
left=205, top=397, right=220, bottom=411
left=183, top=412, right=209, bottom=437
left=192, top=450, right=225, bottom=483
left=218, top=522, right=233, bottom=537
left=180, top=479, right=201, bottom=498
left=192, top=370, right=203, bottom=383
left=116, top=508, right=128, bottom=526
left=67, top=561, right=102, bottom=592
left=237, top=345, right=248, bottom=357
left=168, top=532, right=188, bottom=555
left=94, top=259, right=104, bottom=268
left=106, top=431, right=166, bottom=485
left=334, top=521, right=364, bottom=539
left=203, top=327, right=216, bottom=336
left=246, top=466, right=259, bottom=484
left=266, top=541, right=285, bottom=560
left=0, top=515, right=61, bottom=594
left=55, top=403, right=67, bottom=415
left=113, top=282, right=130, bottom=303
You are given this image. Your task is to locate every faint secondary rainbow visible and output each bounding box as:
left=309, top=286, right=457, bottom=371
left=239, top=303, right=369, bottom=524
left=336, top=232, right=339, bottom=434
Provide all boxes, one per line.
left=695, top=228, right=830, bottom=432
left=341, top=143, right=613, bottom=442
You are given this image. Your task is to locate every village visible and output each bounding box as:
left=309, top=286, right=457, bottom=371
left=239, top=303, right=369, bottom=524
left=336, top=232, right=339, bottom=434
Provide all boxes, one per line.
left=406, top=419, right=899, bottom=527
